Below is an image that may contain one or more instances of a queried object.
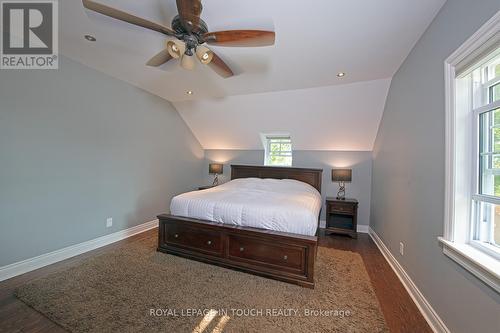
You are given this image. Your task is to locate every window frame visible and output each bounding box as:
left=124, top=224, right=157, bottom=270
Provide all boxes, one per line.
left=442, top=11, right=500, bottom=293
left=470, top=55, right=500, bottom=259
left=472, top=108, right=500, bottom=260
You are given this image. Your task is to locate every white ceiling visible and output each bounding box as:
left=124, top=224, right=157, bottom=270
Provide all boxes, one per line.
left=60, top=0, right=445, bottom=150
left=61, top=0, right=444, bottom=102
left=174, top=78, right=392, bottom=150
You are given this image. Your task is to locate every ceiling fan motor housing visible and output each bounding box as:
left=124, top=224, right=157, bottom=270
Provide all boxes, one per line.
left=171, top=15, right=208, bottom=38
left=171, top=15, right=209, bottom=56
left=172, top=15, right=208, bottom=56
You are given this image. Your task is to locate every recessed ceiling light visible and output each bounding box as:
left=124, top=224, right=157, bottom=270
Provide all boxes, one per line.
left=84, top=35, right=96, bottom=42
left=186, top=90, right=193, bottom=95
left=337, top=72, right=346, bottom=78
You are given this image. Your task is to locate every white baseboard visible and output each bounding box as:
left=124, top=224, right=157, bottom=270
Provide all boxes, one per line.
left=357, top=225, right=369, bottom=233
left=0, top=219, right=159, bottom=282
left=319, top=220, right=368, bottom=233
left=368, top=227, right=450, bottom=333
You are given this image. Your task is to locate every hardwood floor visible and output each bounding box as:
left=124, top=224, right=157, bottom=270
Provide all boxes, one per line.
left=317, top=230, right=432, bottom=333
left=0, top=229, right=432, bottom=333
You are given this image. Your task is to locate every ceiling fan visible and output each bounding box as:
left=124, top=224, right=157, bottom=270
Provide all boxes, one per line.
left=82, top=0, right=276, bottom=78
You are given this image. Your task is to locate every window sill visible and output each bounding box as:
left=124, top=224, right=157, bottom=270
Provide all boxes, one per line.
left=438, top=237, right=500, bottom=293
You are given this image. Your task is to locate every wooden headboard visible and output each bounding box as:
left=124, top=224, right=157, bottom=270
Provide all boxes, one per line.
left=231, top=165, right=323, bottom=193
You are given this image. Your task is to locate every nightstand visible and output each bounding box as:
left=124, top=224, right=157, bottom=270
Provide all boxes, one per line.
left=325, top=198, right=358, bottom=238
left=198, top=185, right=216, bottom=190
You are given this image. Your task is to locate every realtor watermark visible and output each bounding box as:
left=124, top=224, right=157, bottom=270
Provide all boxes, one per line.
left=1, top=0, right=58, bottom=69
left=149, top=308, right=352, bottom=318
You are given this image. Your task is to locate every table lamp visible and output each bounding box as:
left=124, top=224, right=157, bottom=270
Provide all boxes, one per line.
left=209, top=163, right=223, bottom=186
left=332, top=169, right=352, bottom=200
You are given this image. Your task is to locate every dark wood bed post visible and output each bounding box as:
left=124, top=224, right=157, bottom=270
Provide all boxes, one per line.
left=157, top=165, right=323, bottom=288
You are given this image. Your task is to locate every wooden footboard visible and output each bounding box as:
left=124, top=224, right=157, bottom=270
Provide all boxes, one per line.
left=157, top=214, right=317, bottom=288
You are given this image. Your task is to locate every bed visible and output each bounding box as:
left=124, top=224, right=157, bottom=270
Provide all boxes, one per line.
left=157, top=165, right=323, bottom=288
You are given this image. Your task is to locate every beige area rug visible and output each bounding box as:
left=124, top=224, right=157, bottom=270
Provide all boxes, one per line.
left=16, top=234, right=388, bottom=333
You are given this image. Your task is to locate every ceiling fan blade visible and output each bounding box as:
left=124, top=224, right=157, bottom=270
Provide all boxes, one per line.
left=146, top=49, right=173, bottom=67
left=203, top=30, right=275, bottom=47
left=207, top=52, right=233, bottom=78
left=176, top=0, right=202, bottom=33
left=82, top=0, right=175, bottom=36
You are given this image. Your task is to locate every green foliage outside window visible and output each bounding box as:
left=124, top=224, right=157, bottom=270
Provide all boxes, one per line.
left=266, top=137, right=292, bottom=166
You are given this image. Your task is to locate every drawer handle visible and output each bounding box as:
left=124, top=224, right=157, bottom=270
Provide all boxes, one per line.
left=174, top=234, right=179, bottom=238
left=207, top=240, right=212, bottom=245
left=283, top=255, right=288, bottom=260
left=239, top=247, right=244, bottom=252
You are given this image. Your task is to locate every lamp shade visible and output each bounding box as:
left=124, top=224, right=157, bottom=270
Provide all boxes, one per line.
left=196, top=45, right=214, bottom=65
left=332, top=169, right=352, bottom=182
left=209, top=163, right=223, bottom=174
left=166, top=40, right=185, bottom=59
left=180, top=54, right=196, bottom=70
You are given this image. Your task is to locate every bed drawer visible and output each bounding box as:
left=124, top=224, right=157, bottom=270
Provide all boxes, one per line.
left=227, top=234, right=306, bottom=274
left=163, top=223, right=223, bottom=256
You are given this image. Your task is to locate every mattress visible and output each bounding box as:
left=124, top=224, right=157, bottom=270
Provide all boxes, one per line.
left=170, top=177, right=322, bottom=236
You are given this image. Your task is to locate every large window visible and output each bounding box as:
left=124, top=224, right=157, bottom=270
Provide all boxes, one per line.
left=264, top=136, right=292, bottom=167
left=473, top=52, right=500, bottom=257
left=442, top=12, right=500, bottom=293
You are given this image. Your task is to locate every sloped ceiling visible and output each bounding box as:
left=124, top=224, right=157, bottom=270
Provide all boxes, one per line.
left=174, top=78, right=392, bottom=150
left=60, top=0, right=445, bottom=150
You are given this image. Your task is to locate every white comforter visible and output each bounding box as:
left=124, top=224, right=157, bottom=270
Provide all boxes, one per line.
left=170, top=178, right=322, bottom=236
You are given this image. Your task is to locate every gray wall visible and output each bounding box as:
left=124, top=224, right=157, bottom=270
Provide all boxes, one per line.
left=0, top=56, right=204, bottom=267
left=203, top=149, right=372, bottom=226
left=370, top=1, right=500, bottom=332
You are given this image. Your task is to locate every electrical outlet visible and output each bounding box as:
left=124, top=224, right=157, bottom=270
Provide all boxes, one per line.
left=399, top=242, right=404, bottom=256
left=106, top=217, right=113, bottom=228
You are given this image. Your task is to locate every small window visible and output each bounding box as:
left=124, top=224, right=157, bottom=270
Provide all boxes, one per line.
left=264, top=136, right=292, bottom=167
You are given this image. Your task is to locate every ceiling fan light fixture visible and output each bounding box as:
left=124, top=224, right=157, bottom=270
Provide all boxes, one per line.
left=196, top=45, right=213, bottom=65
left=180, top=54, right=196, bottom=70
left=167, top=40, right=185, bottom=59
